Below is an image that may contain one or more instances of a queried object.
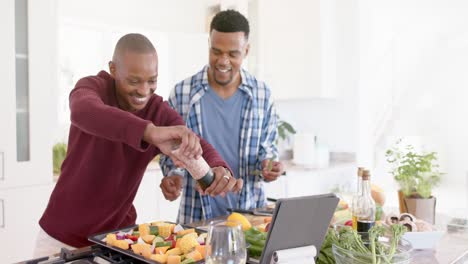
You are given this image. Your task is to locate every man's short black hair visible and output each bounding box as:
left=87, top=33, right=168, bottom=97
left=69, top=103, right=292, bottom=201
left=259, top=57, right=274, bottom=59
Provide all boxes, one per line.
left=210, top=9, right=250, bottom=39
left=113, top=33, right=156, bottom=62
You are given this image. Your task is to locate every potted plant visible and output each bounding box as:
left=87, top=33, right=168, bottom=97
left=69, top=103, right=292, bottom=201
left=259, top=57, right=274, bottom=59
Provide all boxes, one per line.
left=385, top=139, right=442, bottom=224
left=276, top=116, right=296, bottom=160
left=53, top=142, right=67, bottom=176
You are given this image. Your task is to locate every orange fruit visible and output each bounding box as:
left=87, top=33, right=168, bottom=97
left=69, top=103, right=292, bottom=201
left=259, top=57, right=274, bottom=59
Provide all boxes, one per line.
left=227, top=212, right=252, bottom=231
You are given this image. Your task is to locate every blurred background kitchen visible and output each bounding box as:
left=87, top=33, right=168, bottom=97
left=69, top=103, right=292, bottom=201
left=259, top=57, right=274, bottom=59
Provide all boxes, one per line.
left=1, top=0, right=468, bottom=262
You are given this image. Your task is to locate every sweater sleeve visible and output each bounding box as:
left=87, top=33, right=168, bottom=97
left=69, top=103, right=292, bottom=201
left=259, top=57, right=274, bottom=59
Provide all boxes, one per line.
left=159, top=92, right=180, bottom=176
left=69, top=78, right=151, bottom=151
left=200, top=137, right=235, bottom=177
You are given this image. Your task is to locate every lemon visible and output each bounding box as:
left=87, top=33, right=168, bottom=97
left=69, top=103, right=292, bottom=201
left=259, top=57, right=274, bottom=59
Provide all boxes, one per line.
left=227, top=212, right=252, bottom=231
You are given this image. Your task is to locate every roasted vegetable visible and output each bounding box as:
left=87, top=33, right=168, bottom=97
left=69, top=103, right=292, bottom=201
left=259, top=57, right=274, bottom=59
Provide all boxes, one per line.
left=149, top=226, right=159, bottom=235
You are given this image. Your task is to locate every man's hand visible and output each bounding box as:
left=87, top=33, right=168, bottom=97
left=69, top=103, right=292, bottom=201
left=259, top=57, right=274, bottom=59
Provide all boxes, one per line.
left=160, top=175, right=184, bottom=201
left=262, top=159, right=284, bottom=182
left=143, top=124, right=202, bottom=163
left=196, top=167, right=243, bottom=197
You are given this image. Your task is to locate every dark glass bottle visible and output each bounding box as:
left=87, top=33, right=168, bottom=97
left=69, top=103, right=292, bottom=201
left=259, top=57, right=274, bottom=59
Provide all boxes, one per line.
left=355, top=170, right=376, bottom=233
left=351, top=167, right=364, bottom=230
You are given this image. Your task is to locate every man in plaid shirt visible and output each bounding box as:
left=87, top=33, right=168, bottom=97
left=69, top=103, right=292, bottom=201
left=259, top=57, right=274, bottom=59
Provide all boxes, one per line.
left=159, top=10, right=284, bottom=223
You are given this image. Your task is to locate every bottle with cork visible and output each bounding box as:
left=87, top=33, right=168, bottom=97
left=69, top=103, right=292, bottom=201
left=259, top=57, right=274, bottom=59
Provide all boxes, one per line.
left=351, top=167, right=364, bottom=230
left=355, top=169, right=376, bottom=233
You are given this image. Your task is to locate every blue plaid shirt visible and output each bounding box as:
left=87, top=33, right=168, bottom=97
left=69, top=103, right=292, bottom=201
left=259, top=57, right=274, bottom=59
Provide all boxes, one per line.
left=160, top=66, right=278, bottom=224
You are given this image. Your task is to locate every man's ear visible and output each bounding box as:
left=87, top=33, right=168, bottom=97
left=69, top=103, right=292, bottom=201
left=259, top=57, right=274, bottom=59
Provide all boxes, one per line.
left=108, top=61, right=116, bottom=78
left=244, top=43, right=250, bottom=58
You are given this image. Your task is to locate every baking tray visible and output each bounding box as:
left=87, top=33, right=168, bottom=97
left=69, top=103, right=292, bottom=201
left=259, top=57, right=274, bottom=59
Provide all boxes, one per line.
left=89, top=223, right=206, bottom=264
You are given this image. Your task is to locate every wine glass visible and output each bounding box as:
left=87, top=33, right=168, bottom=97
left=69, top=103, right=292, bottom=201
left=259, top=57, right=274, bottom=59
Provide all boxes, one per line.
left=205, top=220, right=247, bottom=264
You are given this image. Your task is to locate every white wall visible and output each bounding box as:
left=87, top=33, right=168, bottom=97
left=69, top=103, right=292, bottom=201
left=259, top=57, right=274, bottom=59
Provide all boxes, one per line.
left=359, top=0, right=468, bottom=214
left=55, top=0, right=211, bottom=143
left=58, top=0, right=209, bottom=33
left=275, top=0, right=359, bottom=153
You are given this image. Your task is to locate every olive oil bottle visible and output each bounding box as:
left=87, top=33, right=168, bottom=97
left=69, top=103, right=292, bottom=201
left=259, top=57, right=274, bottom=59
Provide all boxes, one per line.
left=355, top=169, right=376, bottom=233
left=351, top=167, right=364, bottom=230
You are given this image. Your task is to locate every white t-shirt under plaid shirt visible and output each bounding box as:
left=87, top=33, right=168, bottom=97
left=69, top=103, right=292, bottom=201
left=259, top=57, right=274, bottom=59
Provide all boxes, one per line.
left=160, top=66, right=279, bottom=224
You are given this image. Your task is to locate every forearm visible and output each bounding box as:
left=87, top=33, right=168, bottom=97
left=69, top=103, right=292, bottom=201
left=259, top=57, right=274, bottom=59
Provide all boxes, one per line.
left=259, top=104, right=279, bottom=161
left=143, top=123, right=158, bottom=145
left=70, top=88, right=150, bottom=150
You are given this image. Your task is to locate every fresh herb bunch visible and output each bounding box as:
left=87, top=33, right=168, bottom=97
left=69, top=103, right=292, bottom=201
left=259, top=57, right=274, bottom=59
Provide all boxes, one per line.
left=386, top=139, right=442, bottom=198
left=250, top=157, right=275, bottom=177
left=53, top=142, right=67, bottom=174
left=317, top=224, right=407, bottom=264
left=318, top=228, right=339, bottom=264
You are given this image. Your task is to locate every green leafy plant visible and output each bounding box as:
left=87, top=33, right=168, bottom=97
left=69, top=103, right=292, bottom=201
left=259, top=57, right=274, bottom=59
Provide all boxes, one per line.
left=385, top=139, right=442, bottom=199
left=277, top=117, right=296, bottom=142
left=53, top=143, right=67, bottom=174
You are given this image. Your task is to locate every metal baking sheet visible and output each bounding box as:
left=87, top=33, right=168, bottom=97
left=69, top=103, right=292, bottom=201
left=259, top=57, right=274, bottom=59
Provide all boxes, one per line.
left=88, top=223, right=205, bottom=264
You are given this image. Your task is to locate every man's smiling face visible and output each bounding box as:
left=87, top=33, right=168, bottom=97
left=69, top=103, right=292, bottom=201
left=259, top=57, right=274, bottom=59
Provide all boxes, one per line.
left=208, top=29, right=249, bottom=89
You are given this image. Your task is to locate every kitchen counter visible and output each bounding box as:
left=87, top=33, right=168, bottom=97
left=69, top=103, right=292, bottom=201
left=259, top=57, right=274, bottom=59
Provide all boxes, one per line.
left=18, top=212, right=468, bottom=264
left=412, top=232, right=468, bottom=263
left=187, top=213, right=468, bottom=264
left=411, top=213, right=468, bottom=264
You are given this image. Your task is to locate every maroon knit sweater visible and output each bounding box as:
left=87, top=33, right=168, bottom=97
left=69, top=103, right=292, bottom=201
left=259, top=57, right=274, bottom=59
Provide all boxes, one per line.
left=39, top=71, right=230, bottom=247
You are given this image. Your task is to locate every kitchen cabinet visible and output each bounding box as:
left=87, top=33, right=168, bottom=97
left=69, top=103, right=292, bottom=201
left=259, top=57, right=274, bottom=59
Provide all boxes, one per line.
left=0, top=0, right=57, bottom=189
left=0, top=0, right=57, bottom=262
left=0, top=185, right=54, bottom=263
left=248, top=0, right=337, bottom=99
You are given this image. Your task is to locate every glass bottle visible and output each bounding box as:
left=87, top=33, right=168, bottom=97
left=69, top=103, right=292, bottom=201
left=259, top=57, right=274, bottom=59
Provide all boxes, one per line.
left=356, top=169, right=376, bottom=233
left=351, top=167, right=364, bottom=230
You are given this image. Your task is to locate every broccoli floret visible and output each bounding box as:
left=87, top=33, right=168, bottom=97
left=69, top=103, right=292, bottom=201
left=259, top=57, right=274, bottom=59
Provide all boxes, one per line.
left=388, top=224, right=407, bottom=258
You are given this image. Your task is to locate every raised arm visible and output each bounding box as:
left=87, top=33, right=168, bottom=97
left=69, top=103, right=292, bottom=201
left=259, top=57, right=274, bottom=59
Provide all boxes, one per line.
left=258, top=90, right=283, bottom=182
left=69, top=78, right=150, bottom=150
left=258, top=94, right=279, bottom=162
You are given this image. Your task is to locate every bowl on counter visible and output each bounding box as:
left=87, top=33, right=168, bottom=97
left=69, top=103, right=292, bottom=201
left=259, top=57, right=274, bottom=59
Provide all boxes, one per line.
left=332, top=238, right=413, bottom=264
left=402, top=231, right=444, bottom=249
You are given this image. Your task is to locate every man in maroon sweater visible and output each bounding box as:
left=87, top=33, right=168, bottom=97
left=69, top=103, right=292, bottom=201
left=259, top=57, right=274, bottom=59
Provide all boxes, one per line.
left=35, top=33, right=242, bottom=256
